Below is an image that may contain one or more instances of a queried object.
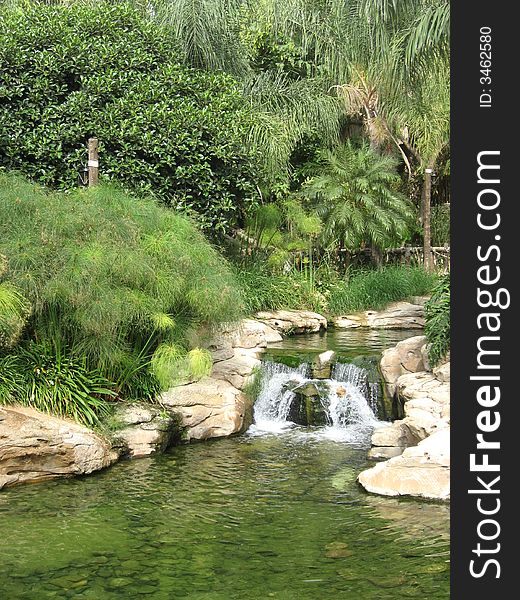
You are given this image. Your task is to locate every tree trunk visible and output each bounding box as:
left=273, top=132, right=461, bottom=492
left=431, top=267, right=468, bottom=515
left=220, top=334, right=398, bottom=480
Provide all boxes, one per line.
left=422, top=163, right=434, bottom=272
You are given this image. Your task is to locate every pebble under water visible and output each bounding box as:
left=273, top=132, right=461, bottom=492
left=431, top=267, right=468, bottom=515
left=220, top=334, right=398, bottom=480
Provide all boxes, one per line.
left=0, top=433, right=449, bottom=599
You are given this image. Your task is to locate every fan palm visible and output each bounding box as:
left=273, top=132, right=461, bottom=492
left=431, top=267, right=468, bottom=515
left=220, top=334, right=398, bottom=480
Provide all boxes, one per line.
left=302, top=142, right=413, bottom=262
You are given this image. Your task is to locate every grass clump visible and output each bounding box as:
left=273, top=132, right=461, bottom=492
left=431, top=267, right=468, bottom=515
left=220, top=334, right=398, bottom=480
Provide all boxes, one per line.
left=0, top=174, right=244, bottom=422
left=425, top=274, right=450, bottom=366
left=327, top=266, right=437, bottom=315
left=233, top=265, right=325, bottom=313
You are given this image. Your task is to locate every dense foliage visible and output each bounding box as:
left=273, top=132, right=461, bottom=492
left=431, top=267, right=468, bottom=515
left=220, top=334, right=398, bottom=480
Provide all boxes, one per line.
left=424, top=274, right=450, bottom=366
left=303, top=142, right=414, bottom=255
left=0, top=1, right=451, bottom=424
left=0, top=175, right=244, bottom=420
left=0, top=2, right=257, bottom=232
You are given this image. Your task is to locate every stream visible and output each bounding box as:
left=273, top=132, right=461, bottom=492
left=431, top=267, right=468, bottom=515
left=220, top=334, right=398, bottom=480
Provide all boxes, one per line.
left=0, top=329, right=449, bottom=600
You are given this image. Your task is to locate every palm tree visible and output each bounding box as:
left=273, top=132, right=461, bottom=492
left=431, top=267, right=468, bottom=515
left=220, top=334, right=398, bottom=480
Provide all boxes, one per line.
left=302, top=141, right=413, bottom=266
left=385, top=52, right=450, bottom=271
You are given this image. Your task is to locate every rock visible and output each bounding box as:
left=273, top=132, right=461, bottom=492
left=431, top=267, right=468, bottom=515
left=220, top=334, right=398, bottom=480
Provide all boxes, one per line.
left=211, top=351, right=261, bottom=390
left=380, top=335, right=426, bottom=397
left=161, top=377, right=250, bottom=441
left=112, top=403, right=179, bottom=458
left=368, top=446, right=404, bottom=460
left=205, top=339, right=235, bottom=363
left=255, top=309, right=327, bottom=334
left=330, top=315, right=366, bottom=328
left=367, top=302, right=425, bottom=329
left=230, top=319, right=282, bottom=349
left=433, top=361, right=450, bottom=383
left=289, top=381, right=329, bottom=426
left=370, top=421, right=421, bottom=448
left=332, top=301, right=425, bottom=330
left=0, top=405, right=119, bottom=490
left=312, top=350, right=336, bottom=379
left=396, top=371, right=450, bottom=407
left=358, top=429, right=450, bottom=500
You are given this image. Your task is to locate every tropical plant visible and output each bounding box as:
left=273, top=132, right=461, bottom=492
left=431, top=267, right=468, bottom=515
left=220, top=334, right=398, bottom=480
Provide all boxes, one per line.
left=424, top=273, right=450, bottom=366
left=0, top=341, right=114, bottom=426
left=302, top=142, right=413, bottom=261
left=0, top=174, right=244, bottom=393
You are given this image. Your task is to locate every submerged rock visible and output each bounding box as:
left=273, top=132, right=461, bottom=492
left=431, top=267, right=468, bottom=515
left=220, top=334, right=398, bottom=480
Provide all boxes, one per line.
left=0, top=406, right=118, bottom=490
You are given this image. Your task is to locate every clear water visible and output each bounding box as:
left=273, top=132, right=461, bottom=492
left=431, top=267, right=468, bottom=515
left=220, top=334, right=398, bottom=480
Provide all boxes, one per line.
left=0, top=437, right=449, bottom=600
left=0, top=328, right=449, bottom=599
left=265, top=328, right=420, bottom=366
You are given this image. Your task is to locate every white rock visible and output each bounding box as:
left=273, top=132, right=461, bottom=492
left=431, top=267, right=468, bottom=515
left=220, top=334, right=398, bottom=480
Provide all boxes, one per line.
left=255, top=309, right=327, bottom=334
left=161, top=377, right=250, bottom=441
left=358, top=429, right=450, bottom=500
left=0, top=406, right=118, bottom=490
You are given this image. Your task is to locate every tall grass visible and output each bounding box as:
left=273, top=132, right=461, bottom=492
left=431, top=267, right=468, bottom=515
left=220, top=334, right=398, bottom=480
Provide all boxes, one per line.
left=0, top=174, right=244, bottom=402
left=234, top=265, right=325, bottom=313
left=327, top=266, right=437, bottom=315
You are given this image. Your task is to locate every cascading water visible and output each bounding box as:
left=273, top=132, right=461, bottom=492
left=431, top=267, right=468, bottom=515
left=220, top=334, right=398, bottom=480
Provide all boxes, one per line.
left=252, top=362, right=309, bottom=433
left=250, top=360, right=382, bottom=443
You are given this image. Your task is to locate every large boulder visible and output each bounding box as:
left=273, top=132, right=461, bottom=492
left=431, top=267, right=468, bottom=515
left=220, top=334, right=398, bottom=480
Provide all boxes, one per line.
left=161, top=378, right=251, bottom=441
left=367, top=301, right=425, bottom=329
left=396, top=371, right=450, bottom=408
left=380, top=335, right=427, bottom=397
left=111, top=403, right=179, bottom=458
left=358, top=429, right=450, bottom=500
left=332, top=300, right=426, bottom=330
left=214, top=319, right=282, bottom=350
left=211, top=350, right=261, bottom=390
left=255, top=310, right=327, bottom=334
left=0, top=406, right=119, bottom=490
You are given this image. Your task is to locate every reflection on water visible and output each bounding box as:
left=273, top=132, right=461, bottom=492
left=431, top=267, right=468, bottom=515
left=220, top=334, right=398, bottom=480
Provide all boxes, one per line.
left=1, top=435, right=449, bottom=599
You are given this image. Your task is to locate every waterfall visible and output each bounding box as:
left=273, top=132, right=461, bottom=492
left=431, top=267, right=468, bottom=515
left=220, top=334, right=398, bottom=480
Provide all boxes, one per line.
left=253, top=362, right=309, bottom=432
left=250, top=360, right=381, bottom=442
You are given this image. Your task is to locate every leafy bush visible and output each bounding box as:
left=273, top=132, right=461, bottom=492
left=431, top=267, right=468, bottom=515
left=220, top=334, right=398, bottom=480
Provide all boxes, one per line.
left=0, top=174, right=244, bottom=396
left=425, top=274, right=450, bottom=366
left=328, top=266, right=437, bottom=315
left=0, top=2, right=257, bottom=232
left=0, top=342, right=114, bottom=426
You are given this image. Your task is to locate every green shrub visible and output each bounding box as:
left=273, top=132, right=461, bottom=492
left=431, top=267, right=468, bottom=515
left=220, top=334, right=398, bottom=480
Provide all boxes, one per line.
left=425, top=274, right=450, bottom=366
left=327, top=266, right=437, bottom=315
left=0, top=341, right=114, bottom=426
left=0, top=174, right=244, bottom=395
left=0, top=2, right=257, bottom=232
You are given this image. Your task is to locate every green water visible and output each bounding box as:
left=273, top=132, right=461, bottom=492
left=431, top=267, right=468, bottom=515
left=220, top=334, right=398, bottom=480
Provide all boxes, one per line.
left=0, top=435, right=448, bottom=600
left=265, top=327, right=420, bottom=366
left=0, top=328, right=449, bottom=599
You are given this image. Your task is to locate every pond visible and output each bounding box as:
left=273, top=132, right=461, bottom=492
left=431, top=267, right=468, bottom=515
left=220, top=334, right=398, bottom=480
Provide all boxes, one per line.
left=0, top=328, right=449, bottom=600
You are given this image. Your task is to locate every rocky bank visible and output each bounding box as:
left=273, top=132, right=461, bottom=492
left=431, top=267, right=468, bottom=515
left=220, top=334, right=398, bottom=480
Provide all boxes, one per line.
left=0, top=310, right=326, bottom=490
left=357, top=335, right=450, bottom=501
